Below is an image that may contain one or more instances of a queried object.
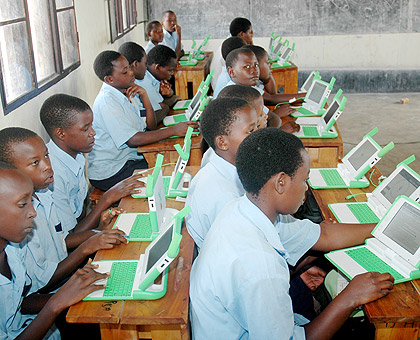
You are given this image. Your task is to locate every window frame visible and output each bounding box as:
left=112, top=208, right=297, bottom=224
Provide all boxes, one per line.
left=108, top=0, right=137, bottom=43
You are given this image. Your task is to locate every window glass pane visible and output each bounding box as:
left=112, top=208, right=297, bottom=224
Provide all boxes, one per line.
left=0, top=0, right=25, bottom=22
left=122, top=0, right=128, bottom=30
left=57, top=9, right=79, bottom=69
left=27, top=0, right=56, bottom=83
left=55, top=0, right=73, bottom=10
left=0, top=22, right=33, bottom=102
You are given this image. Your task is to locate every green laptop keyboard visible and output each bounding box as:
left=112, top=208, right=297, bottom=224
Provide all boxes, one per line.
left=319, top=169, right=347, bottom=186
left=302, top=126, right=320, bottom=137
left=129, top=214, right=152, bottom=239
left=103, top=261, right=137, bottom=297
left=345, top=247, right=404, bottom=281
left=172, top=114, right=187, bottom=123
left=347, top=203, right=380, bottom=223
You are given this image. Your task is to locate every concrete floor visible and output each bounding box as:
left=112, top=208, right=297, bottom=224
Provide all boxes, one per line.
left=335, top=92, right=420, bottom=176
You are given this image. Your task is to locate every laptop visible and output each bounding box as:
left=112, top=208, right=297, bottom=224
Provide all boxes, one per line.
left=329, top=155, right=420, bottom=224
left=268, top=33, right=283, bottom=62
left=300, top=71, right=320, bottom=93
left=291, top=76, right=336, bottom=117
left=181, top=38, right=197, bottom=60
left=271, top=42, right=295, bottom=69
left=84, top=206, right=190, bottom=301
left=179, top=52, right=198, bottom=66
left=293, top=89, right=346, bottom=139
left=326, top=196, right=420, bottom=284
left=193, top=34, right=210, bottom=60
left=308, top=127, right=394, bottom=189
left=165, top=95, right=210, bottom=128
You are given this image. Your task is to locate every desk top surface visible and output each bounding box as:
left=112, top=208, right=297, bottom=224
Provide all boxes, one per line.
left=175, top=52, right=213, bottom=72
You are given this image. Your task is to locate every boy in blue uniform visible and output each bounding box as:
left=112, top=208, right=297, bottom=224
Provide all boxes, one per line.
left=40, top=94, right=143, bottom=235
left=0, top=162, right=108, bottom=339
left=161, top=10, right=183, bottom=60
left=145, top=21, right=164, bottom=54
left=190, top=128, right=395, bottom=340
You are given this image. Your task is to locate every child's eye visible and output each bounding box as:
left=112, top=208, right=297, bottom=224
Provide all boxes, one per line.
left=32, top=160, right=39, bottom=166
left=45, top=152, right=49, bottom=159
left=18, top=202, right=27, bottom=208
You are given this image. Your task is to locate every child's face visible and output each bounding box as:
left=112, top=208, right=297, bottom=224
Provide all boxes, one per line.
left=258, top=52, right=272, bottom=82
left=250, top=96, right=267, bottom=129
left=60, top=109, right=96, bottom=156
left=162, top=12, right=177, bottom=33
left=108, top=56, right=135, bottom=90
left=131, top=54, right=147, bottom=80
left=10, top=136, right=54, bottom=190
left=0, top=170, right=36, bottom=244
left=239, top=27, right=254, bottom=45
left=228, top=52, right=260, bottom=86
left=155, top=58, right=177, bottom=81
left=148, top=23, right=164, bottom=43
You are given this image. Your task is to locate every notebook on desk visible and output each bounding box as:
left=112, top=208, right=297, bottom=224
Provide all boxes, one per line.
left=308, top=128, right=394, bottom=189
left=326, top=196, right=420, bottom=284
left=294, top=89, right=346, bottom=139
left=329, top=155, right=420, bottom=224
left=84, top=206, right=190, bottom=301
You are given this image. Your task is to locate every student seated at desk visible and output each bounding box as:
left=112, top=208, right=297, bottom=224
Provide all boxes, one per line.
left=40, top=94, right=143, bottom=236
left=190, top=128, right=395, bottom=340
left=161, top=10, right=184, bottom=60
left=88, top=50, right=197, bottom=191
left=0, top=162, right=109, bottom=340
left=145, top=20, right=164, bottom=54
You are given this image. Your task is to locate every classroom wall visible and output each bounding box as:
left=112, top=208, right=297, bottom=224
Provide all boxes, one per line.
left=0, top=0, right=147, bottom=139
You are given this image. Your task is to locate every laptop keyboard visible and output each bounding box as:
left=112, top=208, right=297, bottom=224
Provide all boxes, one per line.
left=129, top=214, right=152, bottom=239
left=347, top=203, right=380, bottom=223
left=173, top=115, right=187, bottom=123
left=302, top=126, right=320, bottom=137
left=103, top=261, right=138, bottom=298
left=345, top=247, right=404, bottom=281
left=319, top=169, right=347, bottom=186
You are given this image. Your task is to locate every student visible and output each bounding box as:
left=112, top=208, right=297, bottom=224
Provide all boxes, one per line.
left=145, top=20, right=164, bottom=54
left=0, top=161, right=108, bottom=340
left=135, top=45, right=180, bottom=123
left=40, top=93, right=143, bottom=236
left=190, top=128, right=394, bottom=339
left=161, top=10, right=183, bottom=59
left=88, top=50, right=197, bottom=191
left=0, top=127, right=127, bottom=293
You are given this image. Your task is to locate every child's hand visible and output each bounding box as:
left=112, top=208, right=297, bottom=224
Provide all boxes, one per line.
left=300, top=266, right=326, bottom=291
left=160, top=80, right=172, bottom=96
left=82, top=229, right=128, bottom=254
left=175, top=24, right=181, bottom=37
left=280, top=121, right=300, bottom=133
left=125, top=84, right=147, bottom=99
left=171, top=121, right=199, bottom=136
left=98, top=207, right=124, bottom=230
left=274, top=104, right=296, bottom=118
left=105, top=172, right=147, bottom=204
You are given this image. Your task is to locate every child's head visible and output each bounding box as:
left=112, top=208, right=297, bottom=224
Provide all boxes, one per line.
left=118, top=42, right=147, bottom=80
left=146, top=21, right=164, bottom=44
left=221, top=36, right=246, bottom=61
left=218, top=84, right=267, bottom=129
left=236, top=128, right=309, bottom=214
left=93, top=50, right=135, bottom=90
left=201, top=97, right=257, bottom=164
left=40, top=94, right=96, bottom=157
left=229, top=17, right=253, bottom=45
left=246, top=45, right=271, bottom=82
left=0, top=127, right=54, bottom=191
left=226, top=47, right=259, bottom=86
left=146, top=45, right=177, bottom=81
left=0, top=161, right=36, bottom=245
left=161, top=10, right=178, bottom=33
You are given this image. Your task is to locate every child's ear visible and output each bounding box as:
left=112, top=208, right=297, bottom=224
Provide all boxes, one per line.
left=54, top=127, right=66, bottom=141
left=104, top=75, right=113, bottom=85
left=273, top=172, right=287, bottom=195
left=215, top=135, right=228, bottom=152
left=227, top=66, right=235, bottom=79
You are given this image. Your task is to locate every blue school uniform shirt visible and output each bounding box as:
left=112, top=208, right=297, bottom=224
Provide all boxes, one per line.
left=136, top=70, right=163, bottom=111
left=88, top=82, right=146, bottom=181
left=161, top=28, right=182, bottom=52
left=47, top=140, right=88, bottom=234
left=0, top=245, right=60, bottom=340
left=190, top=195, right=308, bottom=340
left=212, top=66, right=230, bottom=98
left=145, top=40, right=156, bottom=54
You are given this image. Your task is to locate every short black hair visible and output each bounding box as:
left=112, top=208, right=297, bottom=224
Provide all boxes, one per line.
left=229, top=17, right=252, bottom=37
left=245, top=45, right=267, bottom=61
left=201, top=97, right=250, bottom=150
left=0, top=127, right=38, bottom=164
left=236, top=128, right=305, bottom=196
left=0, top=161, right=17, bottom=171
left=225, top=47, right=255, bottom=68
left=161, top=10, right=175, bottom=20
left=146, top=20, right=161, bottom=34
left=40, top=94, right=91, bottom=138
left=218, top=84, right=260, bottom=103
left=118, top=42, right=146, bottom=65
left=93, top=50, right=121, bottom=81
left=221, top=36, right=246, bottom=61
left=146, top=45, right=177, bottom=67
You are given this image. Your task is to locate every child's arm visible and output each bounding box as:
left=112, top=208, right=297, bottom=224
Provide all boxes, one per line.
left=174, top=24, right=183, bottom=60
left=160, top=80, right=174, bottom=97
left=263, top=74, right=278, bottom=95
left=263, top=92, right=304, bottom=106
left=126, top=84, right=156, bottom=130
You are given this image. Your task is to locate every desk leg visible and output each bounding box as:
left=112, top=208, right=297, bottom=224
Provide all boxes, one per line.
left=374, top=322, right=420, bottom=340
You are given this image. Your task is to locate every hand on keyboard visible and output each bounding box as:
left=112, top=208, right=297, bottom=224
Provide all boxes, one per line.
left=98, top=207, right=124, bottom=230
left=83, top=228, right=128, bottom=254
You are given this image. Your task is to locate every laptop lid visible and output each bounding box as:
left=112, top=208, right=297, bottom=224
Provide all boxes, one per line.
left=305, top=80, right=329, bottom=108
left=170, top=127, right=193, bottom=190
left=319, top=90, right=347, bottom=132
left=301, top=71, right=319, bottom=92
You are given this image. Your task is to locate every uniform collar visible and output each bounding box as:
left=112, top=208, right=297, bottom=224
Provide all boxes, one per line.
left=208, top=150, right=243, bottom=186
left=47, top=139, right=85, bottom=176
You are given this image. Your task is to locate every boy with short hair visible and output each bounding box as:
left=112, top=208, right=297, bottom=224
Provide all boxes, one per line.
left=145, top=20, right=164, bottom=54
left=190, top=128, right=394, bottom=339
left=161, top=10, right=183, bottom=59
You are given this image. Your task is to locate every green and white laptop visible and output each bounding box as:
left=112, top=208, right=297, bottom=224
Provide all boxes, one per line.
left=329, top=155, right=420, bottom=224
left=181, top=38, right=197, bottom=59
left=193, top=34, right=210, bottom=60
left=165, top=96, right=210, bottom=127
left=268, top=33, right=284, bottom=62
left=291, top=76, right=336, bottom=117
left=179, top=52, right=198, bottom=66
left=326, top=196, right=420, bottom=284
left=271, top=41, right=295, bottom=69
left=84, top=206, right=190, bottom=301
left=294, top=89, right=346, bottom=139
left=308, top=128, right=394, bottom=189
left=300, top=71, right=320, bottom=93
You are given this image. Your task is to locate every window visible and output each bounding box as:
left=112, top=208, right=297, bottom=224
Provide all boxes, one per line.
left=108, top=0, right=137, bottom=43
left=0, top=0, right=80, bottom=115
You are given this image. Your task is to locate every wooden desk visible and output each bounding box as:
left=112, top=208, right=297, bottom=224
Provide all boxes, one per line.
left=67, top=166, right=200, bottom=340
left=174, top=52, right=213, bottom=100
left=310, top=167, right=420, bottom=340
left=271, top=62, right=298, bottom=94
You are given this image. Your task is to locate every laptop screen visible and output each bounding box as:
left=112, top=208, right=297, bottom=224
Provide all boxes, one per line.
left=282, top=47, right=291, bottom=59
left=145, top=224, right=173, bottom=274
left=187, top=99, right=201, bottom=120
left=381, top=168, right=420, bottom=205
left=302, top=72, right=315, bottom=92
left=323, top=100, right=339, bottom=125
left=188, top=89, right=202, bottom=112
left=383, top=202, right=420, bottom=255
left=347, top=139, right=377, bottom=171
left=308, top=82, right=327, bottom=104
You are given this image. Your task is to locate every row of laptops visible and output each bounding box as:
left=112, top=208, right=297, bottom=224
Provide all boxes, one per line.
left=268, top=33, right=295, bottom=68
left=179, top=34, right=210, bottom=66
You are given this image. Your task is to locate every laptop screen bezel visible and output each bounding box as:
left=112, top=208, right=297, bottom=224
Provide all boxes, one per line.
left=319, top=99, right=341, bottom=131
left=301, top=71, right=316, bottom=92
left=342, top=137, right=380, bottom=176
left=305, top=80, right=329, bottom=107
